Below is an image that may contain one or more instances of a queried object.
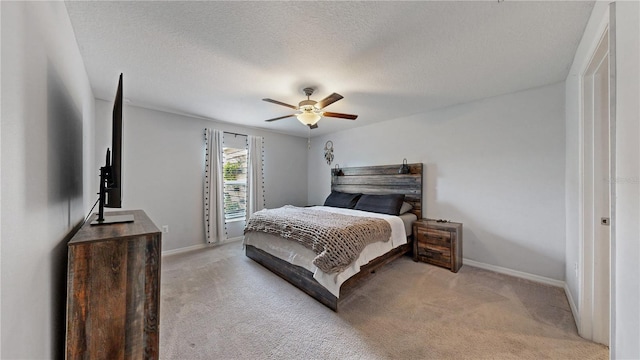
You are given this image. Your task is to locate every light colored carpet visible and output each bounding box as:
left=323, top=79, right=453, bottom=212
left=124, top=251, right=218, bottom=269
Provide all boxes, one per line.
left=160, top=241, right=608, bottom=359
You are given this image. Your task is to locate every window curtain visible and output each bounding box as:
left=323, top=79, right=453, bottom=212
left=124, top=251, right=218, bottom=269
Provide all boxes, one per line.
left=246, top=135, right=265, bottom=218
left=203, top=129, right=225, bottom=244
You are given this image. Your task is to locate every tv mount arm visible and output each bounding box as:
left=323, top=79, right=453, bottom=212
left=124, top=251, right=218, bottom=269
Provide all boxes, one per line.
left=91, top=148, right=134, bottom=225
left=96, top=151, right=112, bottom=223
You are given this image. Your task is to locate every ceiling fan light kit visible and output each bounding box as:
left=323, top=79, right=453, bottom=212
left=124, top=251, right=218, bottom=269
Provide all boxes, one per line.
left=263, top=87, right=358, bottom=129
left=297, top=111, right=321, bottom=126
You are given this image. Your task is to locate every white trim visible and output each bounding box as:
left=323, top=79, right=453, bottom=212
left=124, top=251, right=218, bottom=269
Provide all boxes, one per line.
left=578, top=23, right=611, bottom=341
left=606, top=5, right=617, bottom=357
left=565, top=282, right=580, bottom=330
left=162, top=243, right=211, bottom=257
left=577, top=10, right=612, bottom=345
left=463, top=258, right=565, bottom=288
left=162, top=236, right=244, bottom=257
left=225, top=236, right=244, bottom=243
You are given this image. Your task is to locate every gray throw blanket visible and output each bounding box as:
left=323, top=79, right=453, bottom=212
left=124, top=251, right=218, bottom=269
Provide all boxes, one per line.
left=245, top=206, right=391, bottom=273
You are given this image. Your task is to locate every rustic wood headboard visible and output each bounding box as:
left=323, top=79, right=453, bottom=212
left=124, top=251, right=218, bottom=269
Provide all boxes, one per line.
left=330, top=163, right=424, bottom=218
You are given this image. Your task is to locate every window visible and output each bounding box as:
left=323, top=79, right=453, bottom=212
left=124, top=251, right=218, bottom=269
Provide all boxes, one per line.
left=222, top=147, right=247, bottom=221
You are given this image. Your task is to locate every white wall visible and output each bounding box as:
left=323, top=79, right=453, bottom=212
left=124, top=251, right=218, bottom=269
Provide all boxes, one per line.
left=1, top=2, right=95, bottom=358
left=308, top=83, right=566, bottom=280
left=95, top=102, right=308, bottom=252
left=611, top=2, right=640, bottom=358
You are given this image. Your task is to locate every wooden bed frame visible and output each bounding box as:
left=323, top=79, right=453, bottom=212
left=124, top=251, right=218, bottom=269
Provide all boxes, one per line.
left=245, top=163, right=423, bottom=311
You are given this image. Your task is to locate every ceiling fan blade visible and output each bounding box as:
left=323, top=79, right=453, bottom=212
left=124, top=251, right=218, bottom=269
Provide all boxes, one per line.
left=316, top=93, right=343, bottom=109
left=265, top=114, right=296, bottom=122
left=309, top=124, right=318, bottom=129
left=262, top=98, right=298, bottom=110
left=322, top=111, right=358, bottom=120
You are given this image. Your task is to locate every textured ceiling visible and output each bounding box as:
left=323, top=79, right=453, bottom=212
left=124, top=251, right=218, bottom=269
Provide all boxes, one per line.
left=65, top=1, right=594, bottom=137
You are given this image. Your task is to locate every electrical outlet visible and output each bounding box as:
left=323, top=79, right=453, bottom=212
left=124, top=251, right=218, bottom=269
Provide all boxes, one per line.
left=162, top=225, right=169, bottom=233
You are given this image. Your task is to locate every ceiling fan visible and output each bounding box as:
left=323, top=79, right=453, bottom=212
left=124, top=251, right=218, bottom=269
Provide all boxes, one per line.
left=262, top=87, right=358, bottom=129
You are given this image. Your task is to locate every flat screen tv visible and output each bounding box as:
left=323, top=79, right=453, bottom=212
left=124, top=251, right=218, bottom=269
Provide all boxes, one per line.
left=91, top=73, right=134, bottom=225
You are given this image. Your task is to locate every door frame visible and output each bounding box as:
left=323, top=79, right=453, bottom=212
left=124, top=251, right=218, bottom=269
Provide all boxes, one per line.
left=577, top=5, right=616, bottom=348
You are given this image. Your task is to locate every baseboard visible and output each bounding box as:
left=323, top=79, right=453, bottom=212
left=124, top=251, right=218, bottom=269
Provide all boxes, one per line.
left=564, top=283, right=580, bottom=329
left=463, top=258, right=565, bottom=288
left=162, top=243, right=210, bottom=257
left=162, top=237, right=244, bottom=257
left=225, top=236, right=244, bottom=243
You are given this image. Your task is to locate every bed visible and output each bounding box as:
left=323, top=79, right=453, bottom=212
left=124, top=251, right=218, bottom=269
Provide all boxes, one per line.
left=244, top=163, right=423, bottom=311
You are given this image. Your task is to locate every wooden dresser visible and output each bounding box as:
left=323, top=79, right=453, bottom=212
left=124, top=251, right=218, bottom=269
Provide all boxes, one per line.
left=66, top=210, right=161, bottom=360
left=413, top=219, right=463, bottom=272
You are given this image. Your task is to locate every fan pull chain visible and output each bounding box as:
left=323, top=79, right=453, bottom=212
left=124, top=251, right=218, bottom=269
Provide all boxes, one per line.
left=308, top=126, right=311, bottom=149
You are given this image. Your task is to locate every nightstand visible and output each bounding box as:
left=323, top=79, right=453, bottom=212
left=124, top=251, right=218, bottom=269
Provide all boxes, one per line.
left=413, top=219, right=463, bottom=272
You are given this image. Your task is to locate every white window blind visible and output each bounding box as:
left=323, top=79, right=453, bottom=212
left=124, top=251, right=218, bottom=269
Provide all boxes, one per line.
left=222, top=147, right=247, bottom=221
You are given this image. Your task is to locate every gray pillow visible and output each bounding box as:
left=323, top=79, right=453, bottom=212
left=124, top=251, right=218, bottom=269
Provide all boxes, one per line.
left=354, top=194, right=406, bottom=215
left=324, top=191, right=362, bottom=209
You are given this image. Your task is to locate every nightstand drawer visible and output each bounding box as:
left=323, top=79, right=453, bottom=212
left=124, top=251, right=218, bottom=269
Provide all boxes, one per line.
left=416, top=246, right=451, bottom=267
left=416, top=228, right=451, bottom=247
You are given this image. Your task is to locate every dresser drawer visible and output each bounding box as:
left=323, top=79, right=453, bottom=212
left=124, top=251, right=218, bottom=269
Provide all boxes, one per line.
left=415, top=228, right=451, bottom=247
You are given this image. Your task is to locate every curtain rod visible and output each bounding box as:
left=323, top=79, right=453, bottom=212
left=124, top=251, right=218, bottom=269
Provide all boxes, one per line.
left=224, top=131, right=247, bottom=137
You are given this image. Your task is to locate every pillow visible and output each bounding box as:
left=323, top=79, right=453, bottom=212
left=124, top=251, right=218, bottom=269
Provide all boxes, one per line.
left=323, top=191, right=362, bottom=209
left=354, top=194, right=405, bottom=216
left=399, top=202, right=413, bottom=215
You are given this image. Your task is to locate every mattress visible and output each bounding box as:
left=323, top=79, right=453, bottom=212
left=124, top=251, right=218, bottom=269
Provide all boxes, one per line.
left=244, top=206, right=417, bottom=297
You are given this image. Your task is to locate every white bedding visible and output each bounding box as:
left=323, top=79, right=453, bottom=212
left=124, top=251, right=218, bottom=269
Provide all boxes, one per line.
left=244, top=206, right=416, bottom=297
